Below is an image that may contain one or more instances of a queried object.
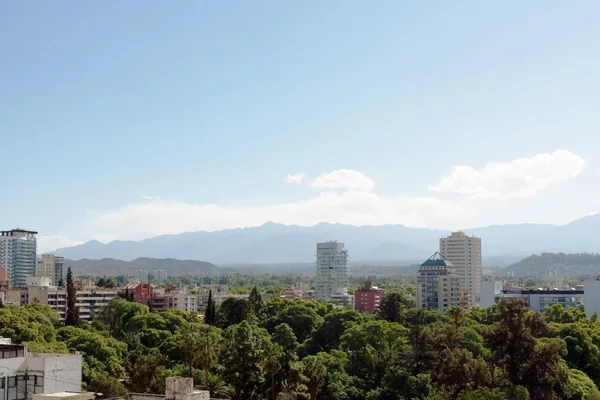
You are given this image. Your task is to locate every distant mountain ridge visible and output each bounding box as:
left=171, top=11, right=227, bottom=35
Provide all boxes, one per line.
left=64, top=257, right=219, bottom=277
left=495, top=252, right=600, bottom=277
left=55, top=216, right=600, bottom=266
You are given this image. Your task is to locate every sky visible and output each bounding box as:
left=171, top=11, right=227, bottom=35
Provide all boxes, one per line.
left=1, top=1, right=600, bottom=252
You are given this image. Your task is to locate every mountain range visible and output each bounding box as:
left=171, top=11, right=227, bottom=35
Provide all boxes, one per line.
left=54, top=215, right=600, bottom=267
left=64, top=257, right=219, bottom=277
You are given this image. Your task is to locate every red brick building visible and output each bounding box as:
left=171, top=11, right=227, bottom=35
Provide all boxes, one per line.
left=120, top=282, right=154, bottom=304
left=354, top=280, right=385, bottom=313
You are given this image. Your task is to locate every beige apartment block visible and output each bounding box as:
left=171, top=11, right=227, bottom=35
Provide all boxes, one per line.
left=440, top=231, right=482, bottom=305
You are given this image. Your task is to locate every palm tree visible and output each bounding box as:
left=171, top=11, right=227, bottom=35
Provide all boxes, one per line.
left=198, top=373, right=234, bottom=399
left=181, top=323, right=221, bottom=383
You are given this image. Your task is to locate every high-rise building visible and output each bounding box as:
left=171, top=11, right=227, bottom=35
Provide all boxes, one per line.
left=315, top=241, right=349, bottom=303
left=36, top=253, right=65, bottom=286
left=154, top=269, right=168, bottom=282
left=439, top=231, right=482, bottom=304
left=135, top=269, right=149, bottom=282
left=0, top=229, right=38, bottom=288
left=417, top=252, right=462, bottom=312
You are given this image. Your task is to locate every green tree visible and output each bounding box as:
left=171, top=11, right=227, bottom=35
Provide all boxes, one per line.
left=271, top=323, right=306, bottom=397
left=216, top=298, right=255, bottom=329
left=303, top=355, right=327, bottom=400
left=265, top=303, right=323, bottom=344
left=221, top=321, right=273, bottom=400
left=199, top=373, right=234, bottom=399
left=205, top=289, right=216, bottom=325
left=376, top=292, right=414, bottom=323
left=181, top=323, right=222, bottom=381
left=96, top=298, right=149, bottom=338
left=86, top=371, right=128, bottom=399
left=431, top=348, right=491, bottom=399
left=249, top=286, right=264, bottom=319
left=127, top=352, right=167, bottom=393
left=57, top=325, right=127, bottom=380
left=340, top=320, right=408, bottom=388
left=303, top=309, right=365, bottom=355
left=486, top=298, right=567, bottom=399
left=65, top=267, right=79, bottom=326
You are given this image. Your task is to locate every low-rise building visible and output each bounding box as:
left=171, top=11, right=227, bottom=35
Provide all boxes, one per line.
left=479, top=279, right=584, bottom=312
left=120, top=282, right=154, bottom=304
left=354, top=280, right=384, bottom=313
left=0, top=341, right=83, bottom=400
left=28, top=284, right=118, bottom=322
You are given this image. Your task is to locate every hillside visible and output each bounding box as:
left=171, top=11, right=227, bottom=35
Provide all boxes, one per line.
left=497, top=252, right=600, bottom=277
left=64, top=257, right=220, bottom=277
left=54, top=215, right=600, bottom=265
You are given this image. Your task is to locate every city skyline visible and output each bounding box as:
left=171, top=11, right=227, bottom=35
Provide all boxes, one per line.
left=2, top=2, right=600, bottom=252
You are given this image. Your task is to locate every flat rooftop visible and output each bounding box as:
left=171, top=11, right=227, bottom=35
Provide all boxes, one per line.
left=33, top=393, right=94, bottom=398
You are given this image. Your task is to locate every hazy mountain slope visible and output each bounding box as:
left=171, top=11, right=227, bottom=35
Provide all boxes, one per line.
left=64, top=257, right=219, bottom=276
left=55, top=215, right=600, bottom=265
left=495, top=252, right=600, bottom=277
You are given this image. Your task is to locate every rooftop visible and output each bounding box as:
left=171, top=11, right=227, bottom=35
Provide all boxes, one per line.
left=32, top=392, right=94, bottom=399
left=420, top=251, right=454, bottom=267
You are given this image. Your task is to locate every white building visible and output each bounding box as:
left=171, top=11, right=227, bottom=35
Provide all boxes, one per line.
left=0, top=342, right=82, bottom=400
left=154, top=269, right=168, bottom=282
left=315, top=242, right=349, bottom=304
left=27, top=284, right=118, bottom=322
left=584, top=279, right=600, bottom=318
left=479, top=279, right=584, bottom=312
left=440, top=232, right=482, bottom=305
left=0, top=230, right=38, bottom=288
left=135, top=269, right=149, bottom=283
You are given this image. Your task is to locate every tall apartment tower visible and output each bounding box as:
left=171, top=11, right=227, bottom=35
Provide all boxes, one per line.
left=36, top=253, right=65, bottom=286
left=439, top=231, right=482, bottom=304
left=315, top=241, right=349, bottom=303
left=0, top=229, right=38, bottom=288
left=154, top=269, right=168, bottom=282
left=417, top=252, right=462, bottom=312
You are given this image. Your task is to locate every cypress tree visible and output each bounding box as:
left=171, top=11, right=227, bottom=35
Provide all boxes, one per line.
left=65, top=267, right=79, bottom=326
left=205, top=289, right=216, bottom=325
left=249, top=286, right=264, bottom=319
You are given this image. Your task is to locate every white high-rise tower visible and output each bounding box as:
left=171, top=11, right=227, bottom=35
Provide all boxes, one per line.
left=315, top=241, right=349, bottom=303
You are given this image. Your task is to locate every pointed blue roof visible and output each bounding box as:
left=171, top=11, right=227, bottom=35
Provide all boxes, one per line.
left=420, top=251, right=454, bottom=267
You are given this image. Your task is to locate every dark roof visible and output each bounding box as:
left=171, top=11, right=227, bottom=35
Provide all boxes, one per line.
left=420, top=251, right=454, bottom=267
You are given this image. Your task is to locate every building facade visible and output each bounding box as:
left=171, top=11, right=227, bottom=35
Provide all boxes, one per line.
left=315, top=241, right=349, bottom=303
left=28, top=285, right=119, bottom=322
left=440, top=232, right=482, bottom=304
left=354, top=280, right=384, bottom=313
left=0, top=342, right=82, bottom=400
left=154, top=269, right=168, bottom=282
left=120, top=282, right=154, bottom=304
left=417, top=252, right=462, bottom=312
left=0, top=230, right=38, bottom=288
left=135, top=270, right=149, bottom=283
left=36, top=254, right=64, bottom=286
left=480, top=279, right=584, bottom=312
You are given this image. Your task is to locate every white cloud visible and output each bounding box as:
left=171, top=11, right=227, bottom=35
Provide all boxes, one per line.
left=142, top=195, right=162, bottom=200
left=38, top=235, right=84, bottom=253
left=283, top=173, right=304, bottom=184
left=83, top=191, right=467, bottom=242
left=429, top=149, right=585, bottom=200
left=311, top=169, right=374, bottom=192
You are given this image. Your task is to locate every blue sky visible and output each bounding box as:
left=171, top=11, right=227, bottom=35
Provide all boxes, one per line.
left=1, top=1, right=600, bottom=251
